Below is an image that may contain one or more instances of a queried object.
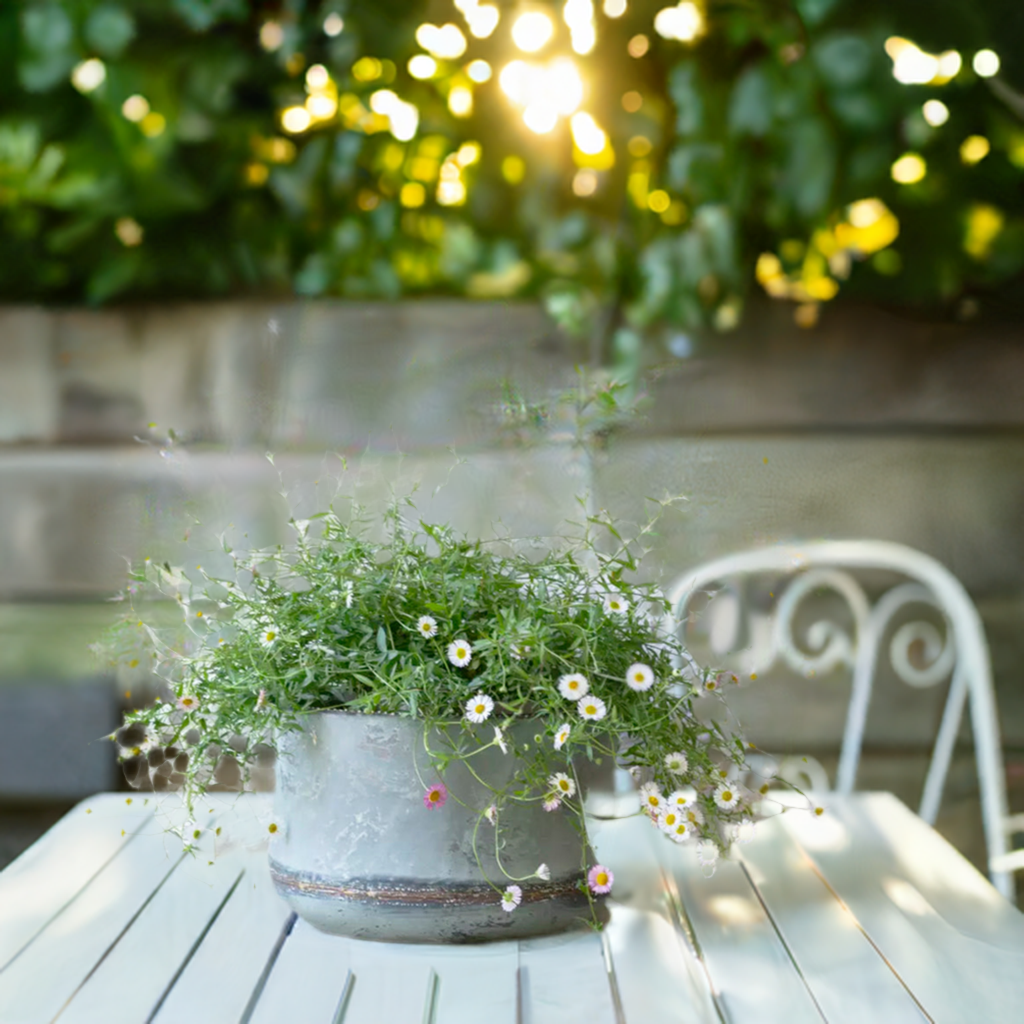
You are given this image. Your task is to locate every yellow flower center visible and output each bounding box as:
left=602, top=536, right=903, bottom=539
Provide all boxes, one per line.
left=429, top=790, right=440, bottom=802
left=585, top=704, right=595, bottom=714
left=722, top=791, right=732, bottom=802
left=596, top=872, right=608, bottom=886
left=457, top=647, right=466, bottom=658
left=268, top=822, right=278, bottom=833
left=266, top=632, right=276, bottom=642
left=475, top=704, right=485, bottom=714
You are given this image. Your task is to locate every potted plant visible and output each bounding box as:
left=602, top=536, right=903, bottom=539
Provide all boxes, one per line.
left=104, top=498, right=755, bottom=942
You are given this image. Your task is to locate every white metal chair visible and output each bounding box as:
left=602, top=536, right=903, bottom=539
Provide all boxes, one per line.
left=663, top=540, right=1016, bottom=901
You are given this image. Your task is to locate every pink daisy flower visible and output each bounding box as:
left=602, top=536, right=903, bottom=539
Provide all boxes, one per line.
left=423, top=783, right=448, bottom=810
left=542, top=796, right=561, bottom=812
left=587, top=864, right=614, bottom=894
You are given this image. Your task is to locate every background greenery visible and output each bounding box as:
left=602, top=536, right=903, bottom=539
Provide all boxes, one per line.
left=3, top=0, right=1022, bottom=364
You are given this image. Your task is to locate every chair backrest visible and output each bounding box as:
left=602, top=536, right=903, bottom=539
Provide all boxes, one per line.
left=664, top=540, right=1013, bottom=900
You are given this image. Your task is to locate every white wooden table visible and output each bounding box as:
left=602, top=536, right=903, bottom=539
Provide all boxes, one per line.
left=2, top=792, right=1023, bottom=1024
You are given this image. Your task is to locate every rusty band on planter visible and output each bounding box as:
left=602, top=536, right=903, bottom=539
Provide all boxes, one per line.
left=269, top=860, right=590, bottom=908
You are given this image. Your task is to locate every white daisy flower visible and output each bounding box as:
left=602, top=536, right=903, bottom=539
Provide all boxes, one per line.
left=625, top=662, right=654, bottom=692
left=684, top=805, right=705, bottom=827
left=485, top=804, right=497, bottom=825
left=558, top=673, right=589, bottom=701
left=664, top=752, right=688, bottom=774
left=464, top=692, right=494, bottom=723
left=416, top=615, right=438, bottom=638
left=714, top=783, right=741, bottom=810
left=549, top=772, right=576, bottom=798
left=577, top=695, right=607, bottom=721
left=667, top=788, right=695, bottom=808
left=501, top=885, right=522, bottom=912
left=666, top=820, right=694, bottom=843
left=536, top=863, right=551, bottom=881
left=493, top=726, right=508, bottom=754
left=602, top=592, right=629, bottom=615
left=260, top=627, right=279, bottom=647
left=447, top=639, right=473, bottom=667
left=730, top=817, right=756, bottom=845
left=176, top=693, right=200, bottom=712
left=658, top=808, right=682, bottom=831
left=697, top=839, right=720, bottom=867
left=553, top=723, right=571, bottom=750
left=638, top=782, right=664, bottom=814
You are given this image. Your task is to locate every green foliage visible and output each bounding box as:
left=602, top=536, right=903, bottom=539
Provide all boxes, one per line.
left=101, top=495, right=758, bottom=908
left=3, top=0, right=1023, bottom=354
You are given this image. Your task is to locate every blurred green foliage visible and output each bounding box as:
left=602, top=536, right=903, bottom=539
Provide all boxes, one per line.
left=2, top=0, right=1022, bottom=361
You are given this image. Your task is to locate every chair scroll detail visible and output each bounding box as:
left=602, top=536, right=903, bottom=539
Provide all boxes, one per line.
left=664, top=540, right=1014, bottom=901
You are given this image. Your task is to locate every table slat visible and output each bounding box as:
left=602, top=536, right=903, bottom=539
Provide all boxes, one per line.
left=590, top=815, right=722, bottom=1024
left=657, top=834, right=826, bottom=1024
left=0, top=795, right=154, bottom=973
left=740, top=814, right=930, bottom=1024
left=151, top=857, right=292, bottom=1024
left=0, top=812, right=192, bottom=1021
left=247, top=918, right=352, bottom=1024
left=340, top=942, right=437, bottom=1023
left=57, top=837, right=247, bottom=1023
left=518, top=930, right=618, bottom=1024
left=783, top=794, right=1024, bottom=1024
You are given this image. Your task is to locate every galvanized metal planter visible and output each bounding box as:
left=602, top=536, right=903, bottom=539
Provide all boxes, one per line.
left=269, top=711, right=609, bottom=943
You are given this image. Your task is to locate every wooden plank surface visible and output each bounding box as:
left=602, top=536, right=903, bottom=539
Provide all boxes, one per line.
left=0, top=798, right=196, bottom=1022
left=3, top=793, right=1024, bottom=1024
left=781, top=794, right=1024, bottom=1024
left=247, top=918, right=352, bottom=1024
left=0, top=795, right=154, bottom=972
left=739, top=812, right=931, bottom=1024
left=590, top=815, right=721, bottom=1024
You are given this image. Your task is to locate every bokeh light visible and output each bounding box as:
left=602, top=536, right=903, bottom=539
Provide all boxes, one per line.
left=467, top=60, right=492, bottom=83
left=891, top=153, right=926, bottom=184
left=121, top=95, right=150, bottom=122
left=960, top=135, right=990, bottom=164
left=654, top=3, right=704, bottom=43
left=260, top=21, right=284, bottom=51
left=628, top=34, right=650, bottom=58
left=71, top=58, right=106, bottom=94
left=408, top=55, right=437, bottom=80
left=323, top=13, right=344, bottom=37
left=972, top=49, right=1000, bottom=78
left=512, top=12, right=555, bottom=53
left=416, top=23, right=468, bottom=60
left=922, top=100, right=949, bottom=126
